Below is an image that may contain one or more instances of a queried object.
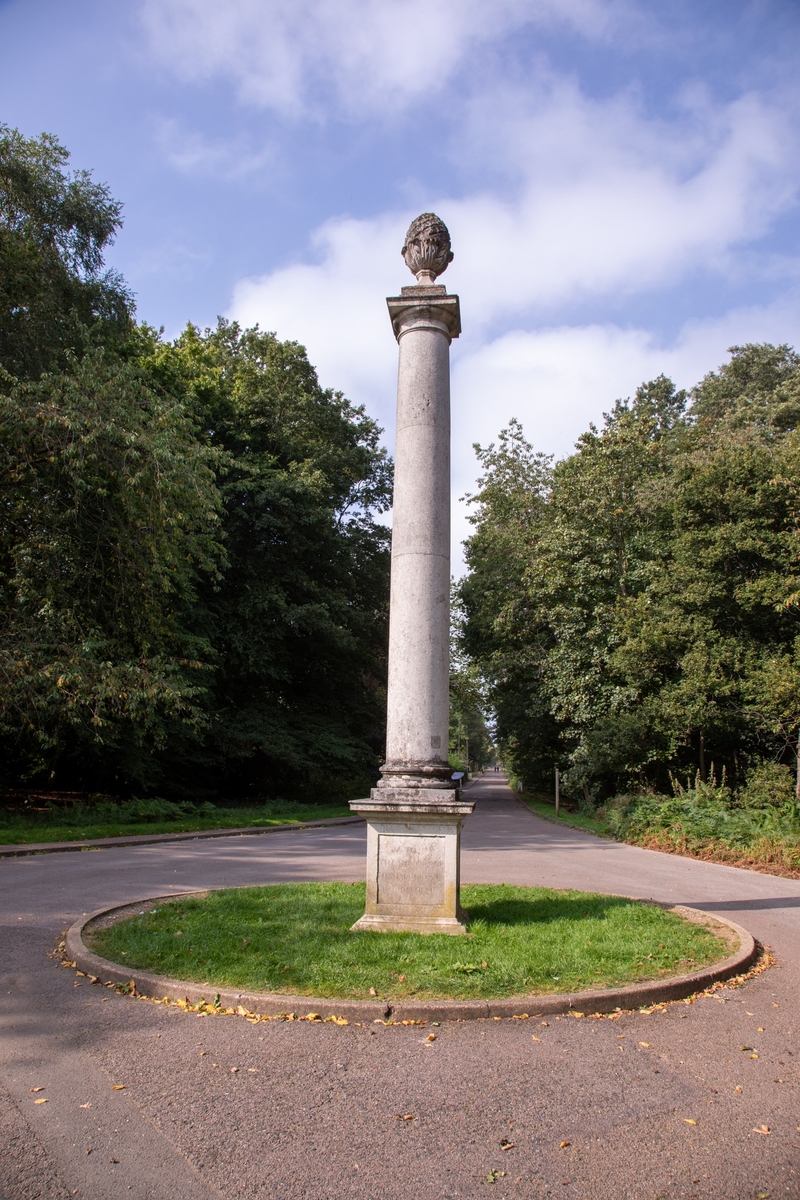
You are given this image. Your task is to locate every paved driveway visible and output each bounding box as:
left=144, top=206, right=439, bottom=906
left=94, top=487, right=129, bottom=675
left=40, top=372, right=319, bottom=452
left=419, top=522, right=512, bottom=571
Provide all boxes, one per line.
left=2, top=774, right=798, bottom=1200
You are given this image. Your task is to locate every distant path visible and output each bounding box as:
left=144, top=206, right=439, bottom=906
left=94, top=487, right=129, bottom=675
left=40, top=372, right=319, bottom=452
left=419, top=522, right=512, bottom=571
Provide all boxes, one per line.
left=2, top=772, right=798, bottom=1200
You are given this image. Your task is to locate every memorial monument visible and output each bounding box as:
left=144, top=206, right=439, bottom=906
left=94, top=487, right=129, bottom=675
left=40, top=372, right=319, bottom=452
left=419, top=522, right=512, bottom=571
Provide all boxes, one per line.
left=350, top=213, right=474, bottom=934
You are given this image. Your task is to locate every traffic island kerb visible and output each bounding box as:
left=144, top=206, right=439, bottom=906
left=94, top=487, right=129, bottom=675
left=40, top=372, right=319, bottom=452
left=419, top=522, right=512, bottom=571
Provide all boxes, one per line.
left=65, top=889, right=761, bottom=1023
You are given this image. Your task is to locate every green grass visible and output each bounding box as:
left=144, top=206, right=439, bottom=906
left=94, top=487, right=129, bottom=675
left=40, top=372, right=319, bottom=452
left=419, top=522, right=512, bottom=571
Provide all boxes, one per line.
left=522, top=796, right=608, bottom=836
left=90, top=882, right=727, bottom=1000
left=0, top=804, right=352, bottom=845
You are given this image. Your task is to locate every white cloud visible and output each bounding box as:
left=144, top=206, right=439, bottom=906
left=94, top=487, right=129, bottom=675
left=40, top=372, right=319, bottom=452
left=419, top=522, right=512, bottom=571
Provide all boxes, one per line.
left=228, top=77, right=799, bottom=401
left=153, top=116, right=277, bottom=178
left=217, top=33, right=800, bottom=574
left=139, top=0, right=625, bottom=117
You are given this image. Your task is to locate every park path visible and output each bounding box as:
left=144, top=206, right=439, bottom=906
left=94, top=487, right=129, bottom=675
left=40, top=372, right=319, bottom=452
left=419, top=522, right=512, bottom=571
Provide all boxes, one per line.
left=1, top=773, right=798, bottom=1200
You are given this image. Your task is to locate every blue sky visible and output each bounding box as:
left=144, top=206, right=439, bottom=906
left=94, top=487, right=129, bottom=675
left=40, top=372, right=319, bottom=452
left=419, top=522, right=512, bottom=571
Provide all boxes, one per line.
left=2, top=0, right=799, bottom=561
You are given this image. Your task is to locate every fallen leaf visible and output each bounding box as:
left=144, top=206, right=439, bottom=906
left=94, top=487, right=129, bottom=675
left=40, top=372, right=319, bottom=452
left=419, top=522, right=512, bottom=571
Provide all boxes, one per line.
left=79, top=1103, right=92, bottom=1109
left=683, top=1119, right=697, bottom=1125
left=85, top=1149, right=92, bottom=1155
left=369, top=987, right=376, bottom=996
left=753, top=1125, right=770, bottom=1136
left=34, top=1098, right=48, bottom=1105
left=541, top=1021, right=549, bottom=1027
left=426, top=1033, right=436, bottom=1042
left=558, top=1140, right=571, bottom=1149
left=756, top=1191, right=771, bottom=1199
left=485, top=1169, right=506, bottom=1183
left=30, top=1087, right=45, bottom=1093
left=639, top=1042, right=651, bottom=1048
left=735, top=1085, right=743, bottom=1093
left=531, top=1035, right=542, bottom=1043
left=398, top=975, right=405, bottom=982
left=500, top=1139, right=515, bottom=1151
left=758, top=1027, right=765, bottom=1032
left=230, top=1067, right=239, bottom=1073
left=248, top=1068, right=258, bottom=1073
left=739, top=1046, right=754, bottom=1052
left=395, top=1113, right=415, bottom=1121
left=111, top=1085, right=125, bottom=1091
left=750, top=1053, right=759, bottom=1060
left=109, top=1157, right=119, bottom=1163
left=199, top=1051, right=207, bottom=1057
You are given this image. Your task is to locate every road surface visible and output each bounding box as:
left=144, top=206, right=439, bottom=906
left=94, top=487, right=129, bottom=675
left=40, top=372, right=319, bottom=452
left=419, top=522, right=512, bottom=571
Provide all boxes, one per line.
left=2, top=773, right=798, bottom=1199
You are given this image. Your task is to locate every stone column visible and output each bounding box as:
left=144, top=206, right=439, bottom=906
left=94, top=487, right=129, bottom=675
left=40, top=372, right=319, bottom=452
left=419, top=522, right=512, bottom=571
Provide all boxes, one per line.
left=350, top=214, right=474, bottom=934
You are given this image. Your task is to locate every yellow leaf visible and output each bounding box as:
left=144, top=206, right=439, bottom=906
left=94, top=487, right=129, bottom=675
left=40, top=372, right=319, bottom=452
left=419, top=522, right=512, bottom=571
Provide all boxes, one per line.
left=531, top=1035, right=542, bottom=1043
left=559, top=1140, right=571, bottom=1149
left=34, top=1098, right=48, bottom=1105
left=683, top=1119, right=696, bottom=1125
left=639, top=1042, right=650, bottom=1048
left=753, top=1125, right=770, bottom=1136
left=426, top=1033, right=436, bottom=1042
left=111, top=1085, right=125, bottom=1091
left=30, top=1087, right=45, bottom=1093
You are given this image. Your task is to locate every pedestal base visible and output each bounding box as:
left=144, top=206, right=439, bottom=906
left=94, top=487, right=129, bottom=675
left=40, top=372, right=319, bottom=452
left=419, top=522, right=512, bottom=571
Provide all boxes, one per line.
left=349, top=796, right=474, bottom=935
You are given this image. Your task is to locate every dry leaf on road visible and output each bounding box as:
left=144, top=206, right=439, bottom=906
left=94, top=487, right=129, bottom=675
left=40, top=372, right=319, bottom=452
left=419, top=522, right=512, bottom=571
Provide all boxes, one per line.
left=34, top=1098, right=48, bottom=1105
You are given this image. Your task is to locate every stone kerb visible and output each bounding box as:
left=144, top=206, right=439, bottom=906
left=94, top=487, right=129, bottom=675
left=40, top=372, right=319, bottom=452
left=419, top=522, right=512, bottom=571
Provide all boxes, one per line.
left=66, top=891, right=760, bottom=1024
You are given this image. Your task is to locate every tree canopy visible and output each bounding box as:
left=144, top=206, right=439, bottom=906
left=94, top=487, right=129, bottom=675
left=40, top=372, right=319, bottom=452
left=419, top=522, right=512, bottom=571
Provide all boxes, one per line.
left=0, top=127, right=391, bottom=797
left=460, top=345, right=800, bottom=805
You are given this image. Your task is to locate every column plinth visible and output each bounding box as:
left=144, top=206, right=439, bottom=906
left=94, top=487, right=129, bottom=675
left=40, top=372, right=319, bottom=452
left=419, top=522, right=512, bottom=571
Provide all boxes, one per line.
left=350, top=216, right=474, bottom=935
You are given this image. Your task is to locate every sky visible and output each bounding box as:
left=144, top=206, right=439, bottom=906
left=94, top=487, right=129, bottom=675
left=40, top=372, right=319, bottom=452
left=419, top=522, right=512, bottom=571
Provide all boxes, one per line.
left=2, top=0, right=800, bottom=566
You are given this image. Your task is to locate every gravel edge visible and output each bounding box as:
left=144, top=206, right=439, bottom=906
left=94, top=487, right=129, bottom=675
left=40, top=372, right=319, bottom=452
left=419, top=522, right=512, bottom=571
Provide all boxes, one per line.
left=65, top=890, right=759, bottom=1023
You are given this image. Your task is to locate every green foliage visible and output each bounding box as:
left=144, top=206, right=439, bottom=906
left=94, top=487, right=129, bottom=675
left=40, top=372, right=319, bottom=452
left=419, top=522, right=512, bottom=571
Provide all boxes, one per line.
left=0, top=342, right=224, bottom=786
left=0, top=795, right=350, bottom=843
left=461, top=346, right=800, bottom=821
left=0, top=126, right=391, bottom=798
left=154, top=320, right=392, bottom=796
left=91, top=882, right=724, bottom=999
left=0, top=125, right=132, bottom=378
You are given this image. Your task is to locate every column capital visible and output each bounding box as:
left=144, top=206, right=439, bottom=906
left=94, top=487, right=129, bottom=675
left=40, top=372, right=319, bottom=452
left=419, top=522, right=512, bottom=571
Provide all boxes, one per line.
left=386, top=285, right=461, bottom=343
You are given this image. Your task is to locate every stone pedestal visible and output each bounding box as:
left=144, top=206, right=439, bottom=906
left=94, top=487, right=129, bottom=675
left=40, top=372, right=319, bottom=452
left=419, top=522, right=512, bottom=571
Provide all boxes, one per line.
left=350, top=214, right=474, bottom=935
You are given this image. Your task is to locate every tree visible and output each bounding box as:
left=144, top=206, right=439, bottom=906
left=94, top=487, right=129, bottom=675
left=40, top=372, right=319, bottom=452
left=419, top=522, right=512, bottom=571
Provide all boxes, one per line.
left=151, top=320, right=393, bottom=796
left=0, top=127, right=393, bottom=799
left=0, top=125, right=132, bottom=379
left=0, top=338, right=224, bottom=787
left=460, top=348, right=800, bottom=805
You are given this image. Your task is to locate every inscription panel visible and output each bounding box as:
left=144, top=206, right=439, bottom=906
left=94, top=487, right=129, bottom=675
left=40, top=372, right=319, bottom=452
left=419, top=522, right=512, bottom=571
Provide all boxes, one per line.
left=376, top=834, right=445, bottom=908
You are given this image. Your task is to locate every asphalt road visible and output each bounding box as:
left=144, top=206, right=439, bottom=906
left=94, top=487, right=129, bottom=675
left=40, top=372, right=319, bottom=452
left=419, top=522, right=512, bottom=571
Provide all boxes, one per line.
left=1, top=773, right=798, bottom=1200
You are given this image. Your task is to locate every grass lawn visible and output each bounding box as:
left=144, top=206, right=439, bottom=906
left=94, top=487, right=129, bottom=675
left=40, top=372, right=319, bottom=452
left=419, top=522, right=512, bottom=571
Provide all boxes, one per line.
left=90, top=882, right=727, bottom=1000
left=0, top=804, right=353, bottom=845
left=522, top=796, right=608, bottom=836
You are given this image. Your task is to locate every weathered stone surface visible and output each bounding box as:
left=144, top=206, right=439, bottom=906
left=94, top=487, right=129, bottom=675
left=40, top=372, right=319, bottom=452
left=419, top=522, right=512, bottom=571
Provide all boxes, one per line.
left=350, top=216, right=473, bottom=932
left=400, top=212, right=454, bottom=285
left=349, top=808, right=471, bottom=934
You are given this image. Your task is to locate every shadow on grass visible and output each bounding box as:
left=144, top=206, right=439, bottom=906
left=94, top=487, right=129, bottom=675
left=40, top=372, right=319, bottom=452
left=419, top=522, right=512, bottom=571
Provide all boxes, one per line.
left=463, top=888, right=637, bottom=929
